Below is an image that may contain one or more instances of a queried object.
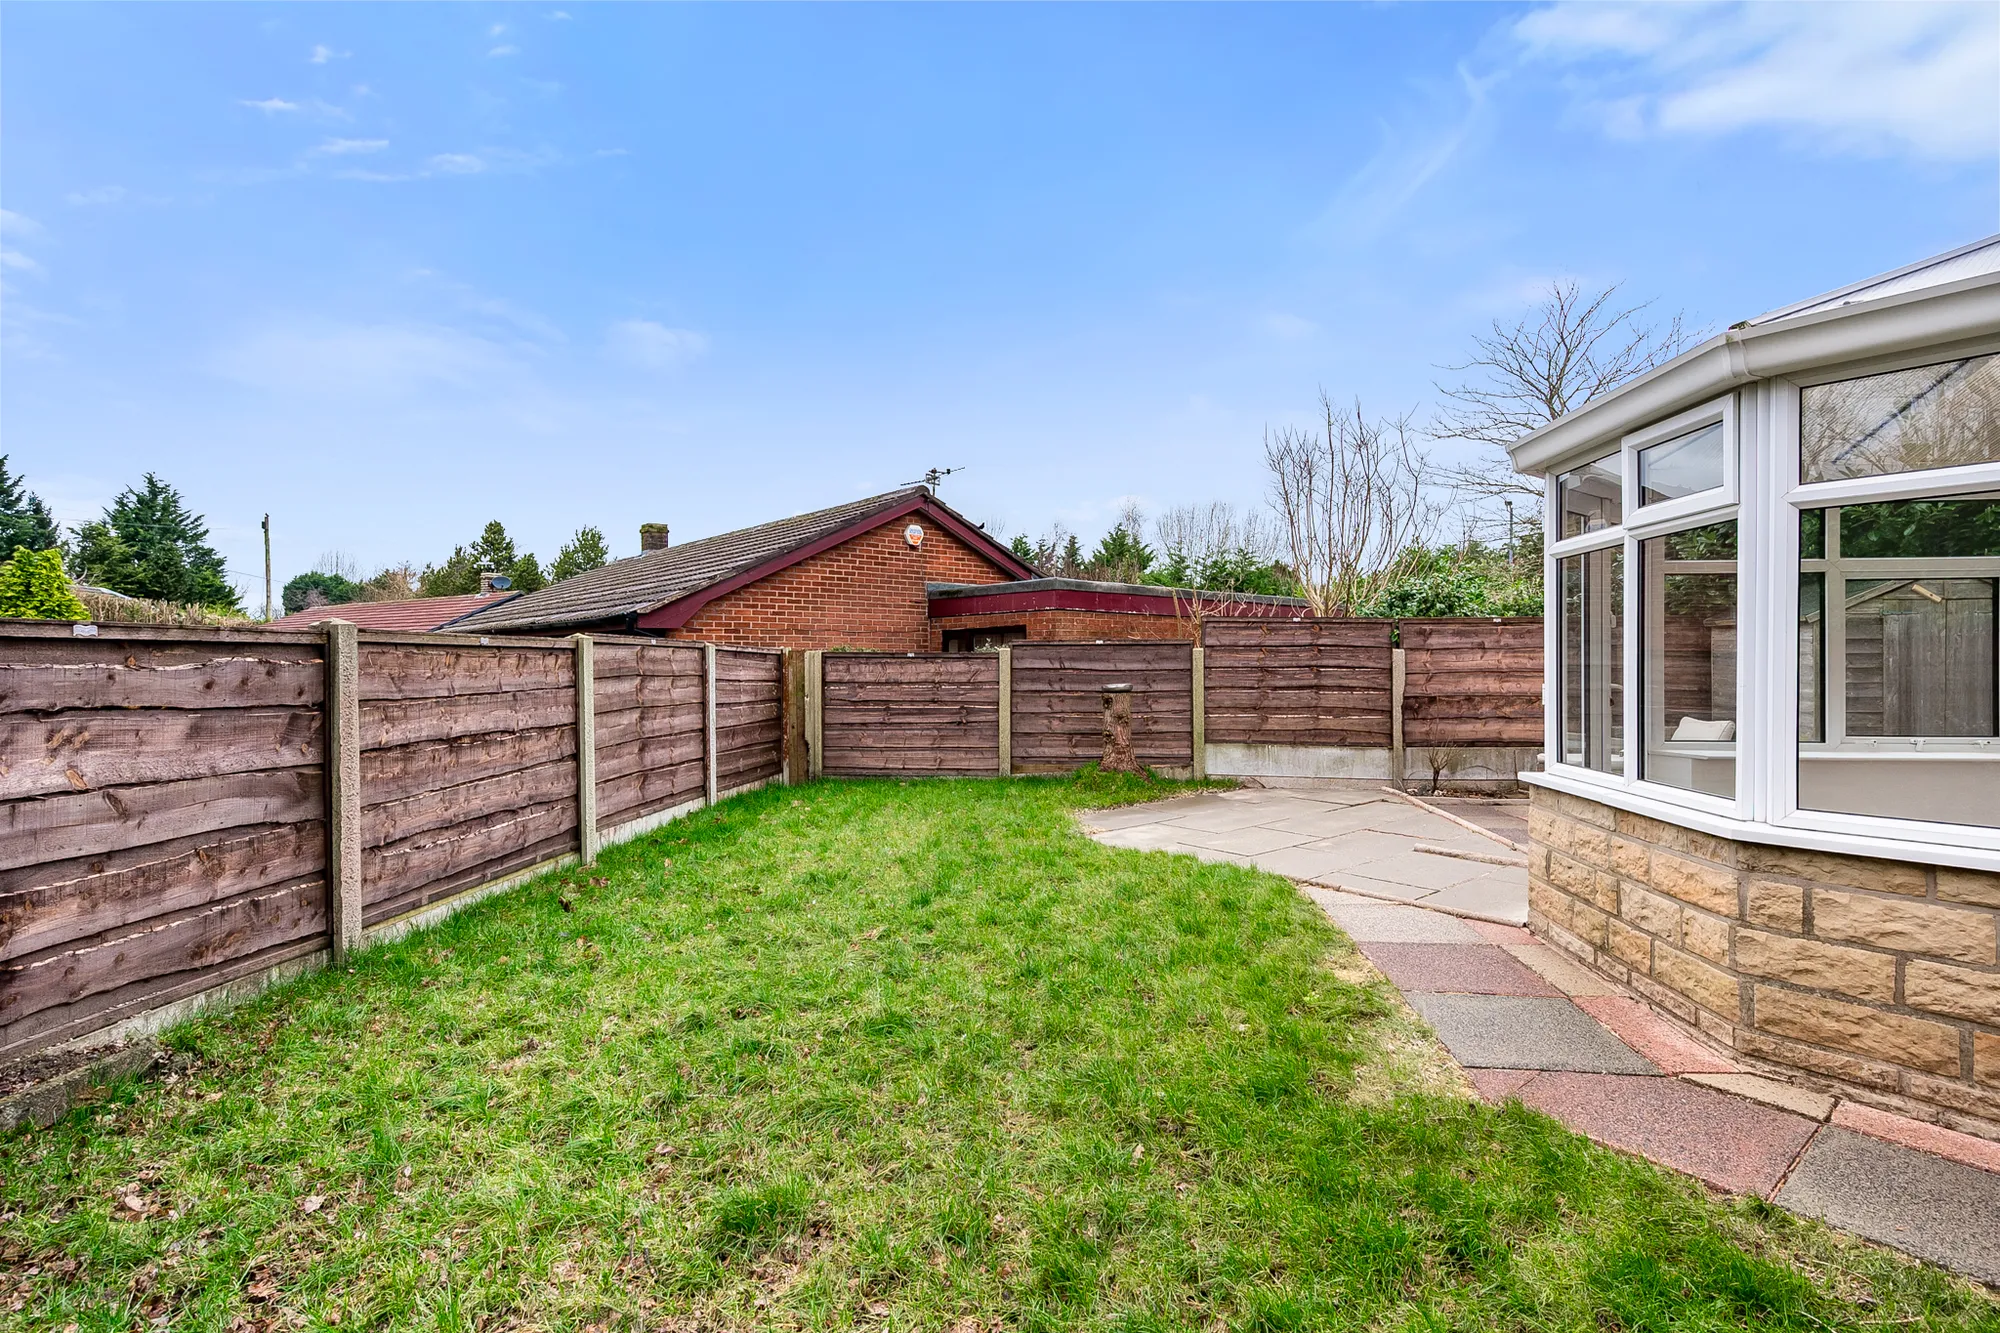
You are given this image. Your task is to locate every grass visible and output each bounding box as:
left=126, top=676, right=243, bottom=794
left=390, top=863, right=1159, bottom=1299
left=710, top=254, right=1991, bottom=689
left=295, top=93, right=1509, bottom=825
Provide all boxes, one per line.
left=4, top=773, right=1995, bottom=1331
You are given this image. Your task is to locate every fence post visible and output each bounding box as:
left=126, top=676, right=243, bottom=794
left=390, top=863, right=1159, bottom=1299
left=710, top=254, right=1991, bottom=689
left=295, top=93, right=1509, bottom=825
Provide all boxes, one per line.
left=780, top=649, right=805, bottom=785
left=705, top=642, right=719, bottom=804
left=324, top=620, right=363, bottom=962
left=1390, top=645, right=1407, bottom=791
left=997, top=645, right=1012, bottom=776
left=1190, top=643, right=1206, bottom=780
left=805, top=649, right=824, bottom=779
left=573, top=634, right=598, bottom=863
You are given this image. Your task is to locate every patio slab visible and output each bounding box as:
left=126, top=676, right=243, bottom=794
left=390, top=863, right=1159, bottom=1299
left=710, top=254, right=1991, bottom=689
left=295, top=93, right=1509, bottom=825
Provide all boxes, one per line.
left=1573, top=995, right=1738, bottom=1074
left=1512, top=1072, right=1819, bottom=1197
left=1776, top=1128, right=2000, bottom=1285
left=1502, top=942, right=1626, bottom=997
left=1314, top=901, right=1485, bottom=944
left=1358, top=943, right=1563, bottom=997
left=1175, top=824, right=1318, bottom=856
left=1405, top=993, right=1659, bottom=1073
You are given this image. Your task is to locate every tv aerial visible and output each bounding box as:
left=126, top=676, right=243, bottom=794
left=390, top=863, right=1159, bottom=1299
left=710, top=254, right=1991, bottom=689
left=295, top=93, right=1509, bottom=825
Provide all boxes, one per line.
left=905, top=466, right=964, bottom=490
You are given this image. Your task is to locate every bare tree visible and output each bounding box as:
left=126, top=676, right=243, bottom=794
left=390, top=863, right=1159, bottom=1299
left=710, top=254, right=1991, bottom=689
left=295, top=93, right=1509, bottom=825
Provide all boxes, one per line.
left=1433, top=280, right=1695, bottom=502
left=1154, top=501, right=1280, bottom=568
left=1265, top=394, right=1443, bottom=616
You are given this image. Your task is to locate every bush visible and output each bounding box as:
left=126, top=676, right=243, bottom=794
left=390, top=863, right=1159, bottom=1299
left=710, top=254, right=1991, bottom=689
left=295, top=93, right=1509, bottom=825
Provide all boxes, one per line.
left=0, top=546, right=90, bottom=620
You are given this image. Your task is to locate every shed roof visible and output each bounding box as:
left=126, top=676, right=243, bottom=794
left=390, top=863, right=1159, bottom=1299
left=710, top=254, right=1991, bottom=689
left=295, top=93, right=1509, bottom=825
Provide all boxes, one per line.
left=453, top=487, right=1032, bottom=634
left=266, top=591, right=519, bottom=633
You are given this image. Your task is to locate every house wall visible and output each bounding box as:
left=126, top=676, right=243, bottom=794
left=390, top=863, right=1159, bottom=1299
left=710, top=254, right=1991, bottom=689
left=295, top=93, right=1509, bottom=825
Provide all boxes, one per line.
left=1528, top=786, right=2000, bottom=1139
left=928, top=607, right=1197, bottom=648
left=669, top=520, right=1010, bottom=651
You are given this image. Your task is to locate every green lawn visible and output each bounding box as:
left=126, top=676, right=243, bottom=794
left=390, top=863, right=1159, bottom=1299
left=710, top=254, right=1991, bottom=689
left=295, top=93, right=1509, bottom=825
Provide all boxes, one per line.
left=5, top=775, right=1994, bottom=1330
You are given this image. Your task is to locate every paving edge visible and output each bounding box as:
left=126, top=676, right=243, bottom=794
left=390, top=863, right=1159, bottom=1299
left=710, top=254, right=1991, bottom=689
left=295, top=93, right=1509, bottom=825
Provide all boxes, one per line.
left=1290, top=876, right=1529, bottom=928
left=0, top=1040, right=164, bottom=1136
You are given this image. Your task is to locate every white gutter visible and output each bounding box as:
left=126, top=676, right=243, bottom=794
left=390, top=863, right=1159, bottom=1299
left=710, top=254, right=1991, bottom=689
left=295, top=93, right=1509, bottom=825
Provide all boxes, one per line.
left=1507, top=271, right=2000, bottom=477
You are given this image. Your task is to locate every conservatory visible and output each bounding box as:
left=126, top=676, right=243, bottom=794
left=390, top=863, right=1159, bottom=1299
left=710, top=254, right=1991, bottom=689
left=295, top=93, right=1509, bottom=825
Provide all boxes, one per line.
left=1508, top=236, right=2000, bottom=1135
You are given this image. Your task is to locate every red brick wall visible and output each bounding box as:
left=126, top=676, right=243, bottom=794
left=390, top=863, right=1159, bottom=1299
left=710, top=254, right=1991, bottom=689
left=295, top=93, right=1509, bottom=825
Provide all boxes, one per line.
left=929, top=608, right=1197, bottom=649
left=668, top=520, right=1011, bottom=651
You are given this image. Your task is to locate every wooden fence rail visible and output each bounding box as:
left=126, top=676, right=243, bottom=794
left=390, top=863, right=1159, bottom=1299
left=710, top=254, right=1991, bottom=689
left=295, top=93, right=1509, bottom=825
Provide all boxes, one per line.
left=0, top=621, right=788, bottom=1065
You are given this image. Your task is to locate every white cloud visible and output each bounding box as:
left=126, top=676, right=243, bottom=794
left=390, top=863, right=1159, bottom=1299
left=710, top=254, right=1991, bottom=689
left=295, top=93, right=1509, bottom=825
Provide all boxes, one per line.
left=1311, top=67, right=1494, bottom=245
left=65, top=185, right=128, bottom=206
left=1514, top=1, right=2000, bottom=160
left=210, top=322, right=517, bottom=397
left=241, top=97, right=300, bottom=114
left=548, top=10, right=572, bottom=19
left=309, top=44, right=350, bottom=64
left=312, top=138, right=389, bottom=155
left=1261, top=313, right=1318, bottom=340
left=488, top=45, right=519, bottom=58
left=1, top=249, right=43, bottom=275
left=0, top=209, right=43, bottom=238
left=489, top=22, right=508, bottom=37
left=428, top=152, right=487, bottom=175
left=606, top=320, right=708, bottom=370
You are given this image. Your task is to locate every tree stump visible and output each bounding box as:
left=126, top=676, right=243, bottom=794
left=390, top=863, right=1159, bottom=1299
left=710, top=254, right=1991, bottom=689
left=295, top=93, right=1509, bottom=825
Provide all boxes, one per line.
left=1100, top=683, right=1140, bottom=773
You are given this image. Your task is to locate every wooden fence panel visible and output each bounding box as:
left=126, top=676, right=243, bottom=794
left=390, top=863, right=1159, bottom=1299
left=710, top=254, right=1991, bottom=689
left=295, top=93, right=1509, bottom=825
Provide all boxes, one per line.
left=595, top=641, right=707, bottom=831
left=1399, top=618, right=1543, bottom=746
left=715, top=649, right=783, bottom=788
left=1010, top=642, right=1193, bottom=770
left=821, top=654, right=999, bottom=776
left=1201, top=619, right=1394, bottom=747
left=356, top=638, right=578, bottom=928
left=0, top=626, right=328, bottom=1061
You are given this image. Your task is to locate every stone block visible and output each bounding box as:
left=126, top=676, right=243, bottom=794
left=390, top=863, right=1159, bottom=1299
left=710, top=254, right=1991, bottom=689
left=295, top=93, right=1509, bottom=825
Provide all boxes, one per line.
left=1654, top=944, right=1741, bottom=1017
left=1664, top=824, right=1742, bottom=868
left=1740, top=845, right=1927, bottom=896
left=1652, top=852, right=1739, bottom=916
left=1682, top=910, right=1732, bottom=964
left=1607, top=916, right=1654, bottom=969
left=1620, top=884, right=1683, bottom=940
left=1609, top=835, right=1651, bottom=880
left=1559, top=791, right=1616, bottom=829
left=1733, top=929, right=1896, bottom=1004
left=1571, top=900, right=1610, bottom=950
left=1613, top=808, right=1673, bottom=845
left=1736, top=1028, right=1902, bottom=1092
left=1528, top=878, right=1572, bottom=931
left=1976, top=1032, right=2000, bottom=1090
left=1904, top=960, right=2000, bottom=1027
left=1527, top=807, right=1567, bottom=851
left=1628, top=972, right=1698, bottom=1024
left=1752, top=986, right=1961, bottom=1075
left=1744, top=879, right=1805, bottom=932
left=1811, top=891, right=1997, bottom=965
left=1937, top=868, right=2000, bottom=910
left=1548, top=851, right=1596, bottom=898
left=1900, top=1072, right=2000, bottom=1128
left=1569, top=822, right=1613, bottom=870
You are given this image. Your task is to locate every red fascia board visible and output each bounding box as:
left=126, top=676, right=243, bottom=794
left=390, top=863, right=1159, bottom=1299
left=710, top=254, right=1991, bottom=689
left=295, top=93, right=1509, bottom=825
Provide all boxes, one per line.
left=636, top=495, right=1034, bottom=630
left=928, top=588, right=1309, bottom=618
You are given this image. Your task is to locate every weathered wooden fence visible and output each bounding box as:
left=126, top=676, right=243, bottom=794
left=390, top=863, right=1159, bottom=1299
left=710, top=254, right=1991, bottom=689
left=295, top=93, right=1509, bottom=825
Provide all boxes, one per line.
left=0, top=622, right=788, bottom=1064
left=805, top=618, right=1544, bottom=782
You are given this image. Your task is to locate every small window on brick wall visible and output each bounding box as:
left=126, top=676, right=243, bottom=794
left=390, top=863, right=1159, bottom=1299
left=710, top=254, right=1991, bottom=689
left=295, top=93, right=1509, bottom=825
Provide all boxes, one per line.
left=942, top=625, right=1026, bottom=652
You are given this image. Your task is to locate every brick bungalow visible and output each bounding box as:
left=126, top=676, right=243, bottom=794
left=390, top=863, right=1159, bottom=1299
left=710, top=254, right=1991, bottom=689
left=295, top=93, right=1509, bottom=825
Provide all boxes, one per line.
left=450, top=487, right=1034, bottom=650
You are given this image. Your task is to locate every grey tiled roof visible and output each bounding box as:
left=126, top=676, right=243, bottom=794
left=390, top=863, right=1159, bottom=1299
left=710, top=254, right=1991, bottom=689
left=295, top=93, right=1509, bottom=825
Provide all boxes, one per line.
left=451, top=488, right=937, bottom=633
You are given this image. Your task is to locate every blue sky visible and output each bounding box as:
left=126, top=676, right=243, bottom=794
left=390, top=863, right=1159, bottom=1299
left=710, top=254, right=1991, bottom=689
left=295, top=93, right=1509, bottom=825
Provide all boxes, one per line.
left=4, top=2, right=1997, bottom=606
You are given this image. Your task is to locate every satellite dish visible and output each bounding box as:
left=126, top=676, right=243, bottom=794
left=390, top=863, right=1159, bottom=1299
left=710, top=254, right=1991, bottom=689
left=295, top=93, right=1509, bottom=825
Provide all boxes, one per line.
left=491, top=575, right=512, bottom=590
left=904, top=524, right=925, bottom=549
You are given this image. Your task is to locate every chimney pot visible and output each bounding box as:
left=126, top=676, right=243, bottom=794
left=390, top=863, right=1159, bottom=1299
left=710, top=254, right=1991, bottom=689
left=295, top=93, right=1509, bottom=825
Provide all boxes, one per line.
left=640, top=523, right=671, bottom=553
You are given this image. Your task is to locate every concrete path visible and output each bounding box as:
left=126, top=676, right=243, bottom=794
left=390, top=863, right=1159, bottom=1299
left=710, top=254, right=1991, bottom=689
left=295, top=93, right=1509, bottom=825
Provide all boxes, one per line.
left=1314, top=885, right=2000, bottom=1287
left=1082, top=786, right=1529, bottom=924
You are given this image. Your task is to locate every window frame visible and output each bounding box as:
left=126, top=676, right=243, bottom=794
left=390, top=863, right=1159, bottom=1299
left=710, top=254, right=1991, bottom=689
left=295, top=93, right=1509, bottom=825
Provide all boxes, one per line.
left=1624, top=397, right=1737, bottom=532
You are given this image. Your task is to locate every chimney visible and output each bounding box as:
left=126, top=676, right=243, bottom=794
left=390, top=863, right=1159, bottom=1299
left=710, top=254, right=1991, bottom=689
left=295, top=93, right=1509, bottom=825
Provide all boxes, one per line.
left=478, top=568, right=499, bottom=595
left=640, top=523, right=671, bottom=553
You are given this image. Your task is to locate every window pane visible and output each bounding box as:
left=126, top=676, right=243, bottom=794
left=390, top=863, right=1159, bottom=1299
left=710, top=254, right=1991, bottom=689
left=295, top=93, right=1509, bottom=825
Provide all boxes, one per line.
left=1557, top=455, right=1621, bottom=538
left=1641, top=520, right=1737, bottom=796
left=1801, top=354, right=2000, bottom=483
left=1799, top=508, right=1825, bottom=559
left=1559, top=546, right=1624, bottom=773
left=1638, top=421, right=1724, bottom=507
left=1798, top=495, right=2000, bottom=828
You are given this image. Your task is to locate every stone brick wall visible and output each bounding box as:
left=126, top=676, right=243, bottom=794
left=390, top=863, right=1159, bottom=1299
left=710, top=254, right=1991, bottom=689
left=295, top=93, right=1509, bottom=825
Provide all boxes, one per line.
left=669, top=521, right=1011, bottom=651
left=928, top=608, right=1195, bottom=648
left=1528, top=786, right=2000, bottom=1140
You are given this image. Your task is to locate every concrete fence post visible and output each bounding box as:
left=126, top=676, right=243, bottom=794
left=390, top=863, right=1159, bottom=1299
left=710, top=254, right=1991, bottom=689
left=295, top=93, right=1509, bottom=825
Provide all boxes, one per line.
left=573, top=634, right=599, bottom=863
left=996, top=645, right=1012, bottom=776
left=323, top=620, right=363, bottom=962
left=705, top=642, right=719, bottom=805
left=1190, top=643, right=1206, bottom=780
left=1390, top=645, right=1407, bottom=791
left=804, top=649, right=824, bottom=779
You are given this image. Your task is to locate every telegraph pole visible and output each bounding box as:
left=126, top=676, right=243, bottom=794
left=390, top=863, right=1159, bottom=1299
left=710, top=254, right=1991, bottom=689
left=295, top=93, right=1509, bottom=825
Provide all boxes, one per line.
left=262, top=514, right=273, bottom=621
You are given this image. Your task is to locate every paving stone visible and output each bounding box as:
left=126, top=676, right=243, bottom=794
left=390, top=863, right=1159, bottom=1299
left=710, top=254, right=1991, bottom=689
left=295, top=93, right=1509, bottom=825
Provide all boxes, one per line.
left=1303, top=828, right=1432, bottom=866
left=1777, top=1128, right=2000, bottom=1285
left=1263, top=805, right=1401, bottom=839
left=1574, top=995, right=1737, bottom=1074
left=1503, top=942, right=1626, bottom=997
left=1340, top=848, right=1490, bottom=891
left=1832, top=1100, right=2000, bottom=1175
left=1515, top=1072, right=1818, bottom=1196
left=1358, top=943, right=1563, bottom=997
left=1405, top=993, right=1659, bottom=1073
left=1163, top=803, right=1298, bottom=833
left=1683, top=1072, right=1835, bottom=1122
left=1176, top=824, right=1318, bottom=856
left=1300, top=886, right=1378, bottom=909
left=1421, top=873, right=1530, bottom=925
left=1471, top=921, right=1535, bottom=945
left=1317, top=871, right=1438, bottom=904
left=1467, top=1068, right=1539, bottom=1104
left=1316, top=902, right=1484, bottom=944
left=1091, top=824, right=1199, bottom=852
left=1079, top=804, right=1195, bottom=831
left=1244, top=843, right=1353, bottom=883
